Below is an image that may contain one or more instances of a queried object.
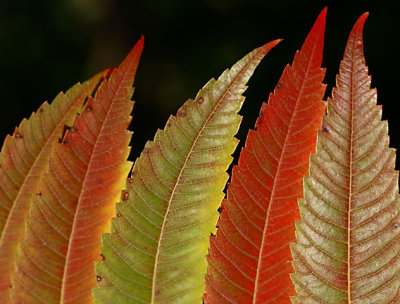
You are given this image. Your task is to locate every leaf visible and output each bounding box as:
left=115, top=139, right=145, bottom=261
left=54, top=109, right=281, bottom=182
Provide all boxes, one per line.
left=94, top=40, right=280, bottom=304
left=0, top=68, right=110, bottom=301
left=10, top=37, right=144, bottom=304
left=204, top=8, right=327, bottom=304
left=291, top=13, right=400, bottom=303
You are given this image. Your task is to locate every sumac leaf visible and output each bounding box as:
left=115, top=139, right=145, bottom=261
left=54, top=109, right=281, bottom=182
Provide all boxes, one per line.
left=10, top=37, right=144, bottom=304
left=94, top=40, right=281, bottom=304
left=291, top=13, right=400, bottom=303
left=0, top=67, right=110, bottom=302
left=204, top=8, right=327, bottom=304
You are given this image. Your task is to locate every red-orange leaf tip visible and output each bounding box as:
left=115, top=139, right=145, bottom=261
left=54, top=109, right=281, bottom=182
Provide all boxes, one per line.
left=260, top=39, right=283, bottom=52
left=347, top=12, right=368, bottom=54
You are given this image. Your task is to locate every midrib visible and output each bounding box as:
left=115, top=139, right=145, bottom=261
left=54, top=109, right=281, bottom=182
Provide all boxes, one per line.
left=60, top=71, right=130, bottom=303
left=252, top=39, right=318, bottom=303
left=150, top=58, right=254, bottom=303
left=347, top=44, right=357, bottom=304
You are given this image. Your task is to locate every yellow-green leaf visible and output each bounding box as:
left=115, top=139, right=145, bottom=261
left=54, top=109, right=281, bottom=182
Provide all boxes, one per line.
left=94, top=40, right=280, bottom=304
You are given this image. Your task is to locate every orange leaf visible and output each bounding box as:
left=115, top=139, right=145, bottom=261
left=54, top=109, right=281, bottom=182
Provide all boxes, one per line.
left=10, top=37, right=143, bottom=304
left=0, top=67, right=109, bottom=302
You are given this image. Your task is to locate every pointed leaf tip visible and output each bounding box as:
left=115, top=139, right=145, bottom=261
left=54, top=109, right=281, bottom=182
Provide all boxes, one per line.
left=300, top=7, right=327, bottom=66
left=119, top=36, right=144, bottom=71
left=343, top=12, right=369, bottom=63
left=261, top=39, right=283, bottom=51
left=352, top=12, right=369, bottom=39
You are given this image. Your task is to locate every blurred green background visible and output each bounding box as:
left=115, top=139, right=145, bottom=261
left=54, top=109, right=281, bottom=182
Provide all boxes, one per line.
left=0, top=0, right=399, bottom=163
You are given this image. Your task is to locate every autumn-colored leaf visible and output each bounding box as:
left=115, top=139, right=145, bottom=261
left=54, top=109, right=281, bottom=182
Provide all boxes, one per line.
left=94, top=40, right=280, bottom=304
left=0, top=68, right=110, bottom=302
left=291, top=13, right=400, bottom=303
left=204, top=8, right=327, bottom=303
left=10, top=37, right=143, bottom=304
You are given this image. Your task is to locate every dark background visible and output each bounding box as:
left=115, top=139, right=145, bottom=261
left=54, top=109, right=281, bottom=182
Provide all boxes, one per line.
left=0, top=0, right=399, bottom=166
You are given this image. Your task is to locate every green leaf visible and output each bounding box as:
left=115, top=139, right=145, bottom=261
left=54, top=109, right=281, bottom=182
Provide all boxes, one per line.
left=291, top=13, right=400, bottom=303
left=0, top=69, right=109, bottom=302
left=94, top=40, right=281, bottom=304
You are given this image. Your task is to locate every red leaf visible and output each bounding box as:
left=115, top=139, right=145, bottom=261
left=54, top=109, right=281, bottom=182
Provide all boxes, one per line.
left=205, top=8, right=327, bottom=303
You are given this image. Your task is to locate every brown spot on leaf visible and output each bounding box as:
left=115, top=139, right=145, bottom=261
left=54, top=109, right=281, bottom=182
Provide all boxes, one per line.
left=96, top=275, right=102, bottom=282
left=155, top=289, right=161, bottom=296
left=121, top=190, right=129, bottom=201
left=37, top=191, right=42, bottom=196
left=86, top=105, right=93, bottom=112
left=177, top=106, right=187, bottom=117
left=394, top=224, right=398, bottom=229
left=15, top=132, right=23, bottom=139
left=277, top=82, right=282, bottom=89
left=99, top=254, right=105, bottom=261
left=127, top=177, right=134, bottom=184
left=323, top=127, right=329, bottom=133
left=117, top=213, right=122, bottom=218
left=197, top=97, right=205, bottom=104
left=255, top=117, right=262, bottom=130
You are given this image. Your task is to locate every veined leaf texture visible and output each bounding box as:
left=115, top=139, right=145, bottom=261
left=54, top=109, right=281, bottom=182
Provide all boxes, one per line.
left=204, top=8, right=327, bottom=304
left=291, top=13, right=400, bottom=303
left=0, top=68, right=110, bottom=302
left=93, top=40, right=281, bottom=304
left=9, top=37, right=144, bottom=303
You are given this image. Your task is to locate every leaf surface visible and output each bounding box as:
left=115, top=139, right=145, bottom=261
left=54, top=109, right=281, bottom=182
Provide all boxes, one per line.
left=204, top=8, right=327, bottom=304
left=94, top=40, right=280, bottom=304
left=291, top=13, right=400, bottom=303
left=10, top=37, right=144, bottom=304
left=0, top=68, right=109, bottom=301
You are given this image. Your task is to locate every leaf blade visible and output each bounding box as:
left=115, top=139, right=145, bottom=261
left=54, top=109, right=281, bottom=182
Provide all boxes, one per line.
left=204, top=9, right=327, bottom=304
left=0, top=68, right=109, bottom=301
left=291, top=13, right=400, bottom=303
left=94, top=40, right=280, bottom=304
left=10, top=37, right=144, bottom=304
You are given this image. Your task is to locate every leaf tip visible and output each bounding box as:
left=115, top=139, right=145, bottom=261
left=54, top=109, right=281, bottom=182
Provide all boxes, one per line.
left=346, top=12, right=369, bottom=56
left=117, top=36, right=145, bottom=73
left=354, top=12, right=369, bottom=32
left=258, top=39, right=282, bottom=55
left=300, top=7, right=327, bottom=63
